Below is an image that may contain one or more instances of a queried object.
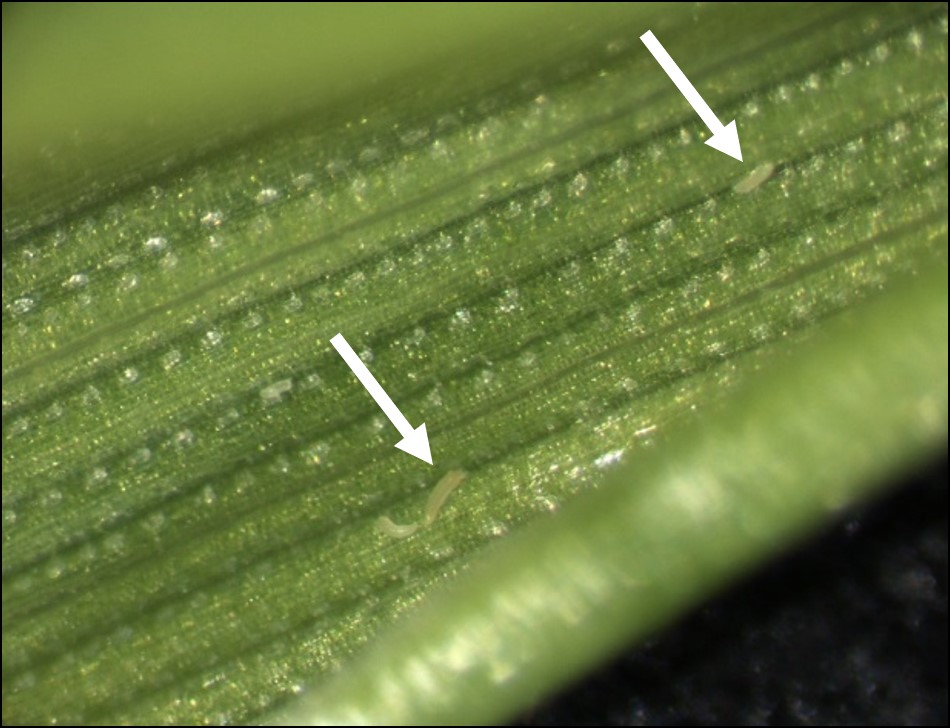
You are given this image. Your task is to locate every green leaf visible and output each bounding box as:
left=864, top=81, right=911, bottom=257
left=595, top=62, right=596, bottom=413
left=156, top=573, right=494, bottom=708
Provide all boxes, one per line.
left=270, top=262, right=948, bottom=726
left=3, top=4, right=947, bottom=724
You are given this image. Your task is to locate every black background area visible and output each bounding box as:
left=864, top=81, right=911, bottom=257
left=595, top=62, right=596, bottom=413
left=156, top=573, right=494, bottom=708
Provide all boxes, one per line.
left=518, top=455, right=948, bottom=726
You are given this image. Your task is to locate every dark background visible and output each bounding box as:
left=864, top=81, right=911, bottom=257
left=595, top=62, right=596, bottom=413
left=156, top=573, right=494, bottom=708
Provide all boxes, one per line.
left=518, top=456, right=948, bottom=726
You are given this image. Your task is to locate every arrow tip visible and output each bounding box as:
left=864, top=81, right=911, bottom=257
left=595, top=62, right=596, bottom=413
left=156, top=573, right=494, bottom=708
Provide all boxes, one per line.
left=705, top=119, right=742, bottom=161
left=395, top=423, right=432, bottom=465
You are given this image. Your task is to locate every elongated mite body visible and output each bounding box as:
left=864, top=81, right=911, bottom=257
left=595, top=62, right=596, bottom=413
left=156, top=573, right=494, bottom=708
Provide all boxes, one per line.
left=422, top=469, right=467, bottom=526
left=376, top=470, right=468, bottom=539
left=375, top=517, right=420, bottom=538
left=733, top=162, right=776, bottom=194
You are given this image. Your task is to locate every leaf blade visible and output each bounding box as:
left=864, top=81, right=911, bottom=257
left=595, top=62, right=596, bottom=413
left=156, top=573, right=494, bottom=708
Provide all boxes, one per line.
left=3, top=4, right=947, bottom=724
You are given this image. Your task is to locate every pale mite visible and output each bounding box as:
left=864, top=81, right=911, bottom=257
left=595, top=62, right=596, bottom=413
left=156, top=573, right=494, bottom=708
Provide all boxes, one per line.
left=376, top=470, right=467, bottom=538
left=733, top=162, right=776, bottom=194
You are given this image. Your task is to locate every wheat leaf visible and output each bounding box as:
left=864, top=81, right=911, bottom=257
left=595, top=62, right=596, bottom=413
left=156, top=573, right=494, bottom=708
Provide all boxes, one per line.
left=3, top=4, right=946, bottom=724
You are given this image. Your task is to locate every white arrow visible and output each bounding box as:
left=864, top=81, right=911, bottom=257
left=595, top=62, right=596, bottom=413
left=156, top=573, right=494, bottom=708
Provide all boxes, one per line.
left=640, top=30, right=743, bottom=162
left=330, top=333, right=433, bottom=465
